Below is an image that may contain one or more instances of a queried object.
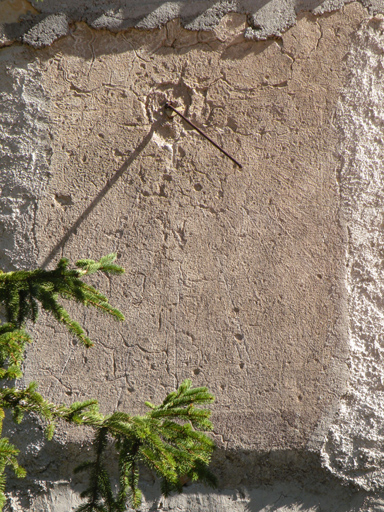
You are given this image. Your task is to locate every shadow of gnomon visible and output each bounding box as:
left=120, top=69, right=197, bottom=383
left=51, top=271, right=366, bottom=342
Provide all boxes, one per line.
left=41, top=119, right=162, bottom=269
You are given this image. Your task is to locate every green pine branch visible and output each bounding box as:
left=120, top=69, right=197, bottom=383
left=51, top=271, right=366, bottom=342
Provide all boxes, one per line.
left=0, top=255, right=216, bottom=511
left=0, top=408, right=26, bottom=511
left=0, top=324, right=31, bottom=380
left=76, top=380, right=216, bottom=511
left=0, top=254, right=125, bottom=346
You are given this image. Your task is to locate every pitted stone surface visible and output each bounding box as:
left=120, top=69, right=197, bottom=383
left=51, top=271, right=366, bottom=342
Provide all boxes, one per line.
left=14, top=5, right=362, bottom=454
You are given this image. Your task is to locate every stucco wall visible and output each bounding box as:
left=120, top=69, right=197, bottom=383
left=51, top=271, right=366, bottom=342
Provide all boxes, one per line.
left=2, top=1, right=384, bottom=511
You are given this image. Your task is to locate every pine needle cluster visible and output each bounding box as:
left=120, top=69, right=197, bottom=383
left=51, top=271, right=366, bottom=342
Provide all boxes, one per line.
left=0, top=254, right=124, bottom=347
left=0, top=254, right=216, bottom=511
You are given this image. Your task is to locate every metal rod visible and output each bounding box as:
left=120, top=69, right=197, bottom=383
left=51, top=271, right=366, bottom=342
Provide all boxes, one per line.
left=164, top=102, right=243, bottom=169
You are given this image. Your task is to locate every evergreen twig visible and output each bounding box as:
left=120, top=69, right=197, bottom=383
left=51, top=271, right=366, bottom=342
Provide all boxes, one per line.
left=0, top=254, right=216, bottom=511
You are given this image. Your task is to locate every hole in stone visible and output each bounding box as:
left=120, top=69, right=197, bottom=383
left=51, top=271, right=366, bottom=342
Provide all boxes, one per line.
left=65, top=390, right=73, bottom=396
left=193, top=368, right=201, bottom=375
left=194, top=183, right=203, bottom=191
left=114, top=148, right=124, bottom=157
left=82, top=154, right=87, bottom=162
left=235, top=333, right=244, bottom=341
left=227, top=117, right=238, bottom=132
left=98, top=133, right=105, bottom=139
left=159, top=184, right=167, bottom=197
left=239, top=362, right=245, bottom=369
left=317, top=273, right=323, bottom=279
left=163, top=174, right=173, bottom=182
left=55, top=193, right=73, bottom=206
left=368, top=18, right=382, bottom=30
left=298, top=394, right=303, bottom=401
left=233, top=307, right=240, bottom=314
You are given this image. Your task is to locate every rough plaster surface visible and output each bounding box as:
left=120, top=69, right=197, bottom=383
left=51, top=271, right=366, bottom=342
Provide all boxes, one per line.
left=2, top=0, right=384, bottom=48
left=320, top=16, right=384, bottom=491
left=0, top=46, right=51, bottom=270
left=6, top=480, right=370, bottom=512
left=2, top=3, right=384, bottom=511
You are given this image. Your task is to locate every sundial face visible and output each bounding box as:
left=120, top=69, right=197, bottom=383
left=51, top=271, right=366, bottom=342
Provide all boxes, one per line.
left=27, top=18, right=345, bottom=456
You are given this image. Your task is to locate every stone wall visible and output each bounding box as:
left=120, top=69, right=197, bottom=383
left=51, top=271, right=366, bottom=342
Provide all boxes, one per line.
left=2, top=1, right=384, bottom=510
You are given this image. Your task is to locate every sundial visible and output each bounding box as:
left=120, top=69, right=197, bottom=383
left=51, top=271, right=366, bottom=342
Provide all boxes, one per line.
left=164, top=101, right=243, bottom=169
